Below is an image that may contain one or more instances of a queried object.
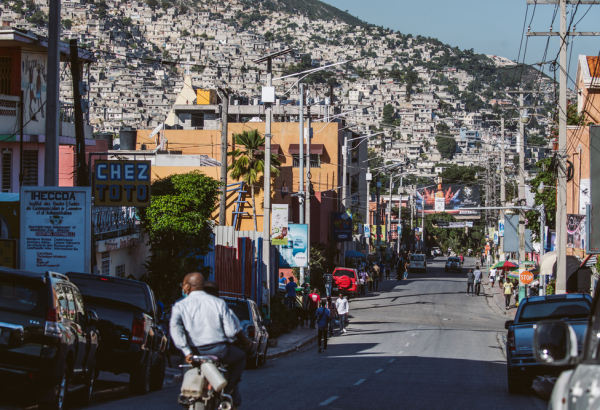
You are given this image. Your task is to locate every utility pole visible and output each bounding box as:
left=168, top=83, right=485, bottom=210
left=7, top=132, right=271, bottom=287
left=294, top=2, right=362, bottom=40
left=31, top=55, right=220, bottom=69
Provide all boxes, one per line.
left=518, top=91, right=526, bottom=264
left=526, top=0, right=599, bottom=293
left=500, top=118, right=505, bottom=259
left=366, top=171, right=371, bottom=252
left=217, top=88, right=229, bottom=226
left=305, top=99, right=311, bottom=281
left=376, top=174, right=381, bottom=257
left=299, top=84, right=305, bottom=283
left=44, top=0, right=61, bottom=186
left=19, top=91, right=23, bottom=187
left=388, top=175, right=393, bottom=252
left=69, top=39, right=88, bottom=187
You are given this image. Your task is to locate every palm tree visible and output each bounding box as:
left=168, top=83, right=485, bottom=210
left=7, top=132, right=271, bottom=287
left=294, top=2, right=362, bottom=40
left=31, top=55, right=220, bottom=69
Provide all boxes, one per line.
left=228, top=130, right=281, bottom=231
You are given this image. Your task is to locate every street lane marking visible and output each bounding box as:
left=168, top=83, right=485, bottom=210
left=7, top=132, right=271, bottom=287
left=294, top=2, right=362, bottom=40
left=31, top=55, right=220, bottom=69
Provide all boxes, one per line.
left=389, top=359, right=395, bottom=363
left=405, top=343, right=410, bottom=347
left=319, top=396, right=339, bottom=406
left=397, top=351, right=403, bottom=354
left=375, top=369, right=384, bottom=373
left=354, top=379, right=366, bottom=385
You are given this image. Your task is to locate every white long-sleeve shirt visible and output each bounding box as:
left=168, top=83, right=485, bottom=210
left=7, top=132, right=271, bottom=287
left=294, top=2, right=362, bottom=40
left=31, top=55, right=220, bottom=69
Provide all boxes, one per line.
left=170, top=290, right=242, bottom=356
left=335, top=297, right=349, bottom=315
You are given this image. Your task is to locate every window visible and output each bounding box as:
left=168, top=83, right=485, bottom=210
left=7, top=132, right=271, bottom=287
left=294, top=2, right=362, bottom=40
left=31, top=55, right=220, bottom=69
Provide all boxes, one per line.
left=22, top=150, right=38, bottom=186
left=65, top=286, right=76, bottom=322
left=292, top=154, right=321, bottom=168
left=101, top=251, right=110, bottom=275
left=1, top=149, right=11, bottom=192
left=0, top=57, right=12, bottom=95
left=115, top=264, right=125, bottom=278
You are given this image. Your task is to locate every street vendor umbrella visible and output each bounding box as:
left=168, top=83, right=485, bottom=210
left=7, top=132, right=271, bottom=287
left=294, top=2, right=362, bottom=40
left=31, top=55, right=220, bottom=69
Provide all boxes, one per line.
left=492, top=261, right=518, bottom=270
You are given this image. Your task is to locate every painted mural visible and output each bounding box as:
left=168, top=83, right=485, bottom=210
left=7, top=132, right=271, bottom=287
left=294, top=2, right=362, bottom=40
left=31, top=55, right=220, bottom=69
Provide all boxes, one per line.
left=21, top=52, right=47, bottom=122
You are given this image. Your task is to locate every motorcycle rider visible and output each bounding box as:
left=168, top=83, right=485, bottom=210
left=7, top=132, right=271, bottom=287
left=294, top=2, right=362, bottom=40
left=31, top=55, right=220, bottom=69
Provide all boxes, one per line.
left=170, top=272, right=252, bottom=409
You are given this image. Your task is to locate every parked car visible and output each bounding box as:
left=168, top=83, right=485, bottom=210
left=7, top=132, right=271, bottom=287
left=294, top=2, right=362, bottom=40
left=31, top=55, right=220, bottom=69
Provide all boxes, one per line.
left=408, top=254, right=427, bottom=273
left=432, top=247, right=443, bottom=257
left=445, top=257, right=462, bottom=273
left=221, top=296, right=269, bottom=369
left=0, top=268, right=99, bottom=410
left=65, top=273, right=168, bottom=395
left=532, top=290, right=600, bottom=409
left=506, top=293, right=592, bottom=394
left=332, top=268, right=360, bottom=298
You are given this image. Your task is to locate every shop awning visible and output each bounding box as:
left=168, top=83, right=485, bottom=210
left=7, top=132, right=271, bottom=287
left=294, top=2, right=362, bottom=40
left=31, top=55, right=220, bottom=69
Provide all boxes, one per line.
left=288, top=144, right=325, bottom=155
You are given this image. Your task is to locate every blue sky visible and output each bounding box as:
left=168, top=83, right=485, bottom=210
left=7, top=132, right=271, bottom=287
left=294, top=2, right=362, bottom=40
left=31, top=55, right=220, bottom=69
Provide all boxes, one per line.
left=320, top=0, right=600, bottom=87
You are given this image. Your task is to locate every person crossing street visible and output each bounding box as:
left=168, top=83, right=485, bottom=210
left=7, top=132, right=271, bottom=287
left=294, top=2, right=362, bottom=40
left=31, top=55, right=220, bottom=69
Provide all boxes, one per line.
left=323, top=269, right=333, bottom=297
left=466, top=269, right=475, bottom=296
left=473, top=265, right=482, bottom=296
left=335, top=293, right=349, bottom=333
left=316, top=300, right=330, bottom=353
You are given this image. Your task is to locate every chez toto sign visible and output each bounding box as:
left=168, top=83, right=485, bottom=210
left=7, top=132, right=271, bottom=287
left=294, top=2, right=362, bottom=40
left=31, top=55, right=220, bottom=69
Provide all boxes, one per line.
left=93, top=160, right=151, bottom=207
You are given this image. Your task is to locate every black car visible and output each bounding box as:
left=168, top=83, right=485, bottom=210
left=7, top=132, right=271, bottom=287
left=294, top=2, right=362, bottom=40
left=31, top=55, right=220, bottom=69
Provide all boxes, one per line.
left=66, top=273, right=168, bottom=395
left=445, top=257, right=462, bottom=273
left=0, top=268, right=99, bottom=410
left=222, top=296, right=269, bottom=369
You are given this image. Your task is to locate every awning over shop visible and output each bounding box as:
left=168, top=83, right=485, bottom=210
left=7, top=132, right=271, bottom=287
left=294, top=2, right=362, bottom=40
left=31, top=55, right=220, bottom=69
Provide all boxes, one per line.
left=345, top=250, right=366, bottom=259
left=539, top=251, right=581, bottom=278
left=288, top=144, right=325, bottom=155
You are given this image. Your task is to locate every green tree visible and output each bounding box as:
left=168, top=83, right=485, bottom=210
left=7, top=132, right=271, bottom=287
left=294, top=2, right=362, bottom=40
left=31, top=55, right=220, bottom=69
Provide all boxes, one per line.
left=62, top=19, right=72, bottom=29
left=228, top=130, right=281, bottom=231
left=435, top=136, right=457, bottom=159
left=26, top=10, right=47, bottom=26
left=138, top=171, right=220, bottom=302
left=525, top=158, right=556, bottom=240
left=438, top=164, right=484, bottom=184
left=382, top=104, right=395, bottom=124
left=436, top=123, right=450, bottom=134
left=146, top=0, right=158, bottom=9
left=122, top=17, right=132, bottom=27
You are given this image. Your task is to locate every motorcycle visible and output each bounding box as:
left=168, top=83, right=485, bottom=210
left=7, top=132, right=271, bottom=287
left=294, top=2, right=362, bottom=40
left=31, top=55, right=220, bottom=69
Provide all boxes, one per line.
left=179, top=355, right=234, bottom=410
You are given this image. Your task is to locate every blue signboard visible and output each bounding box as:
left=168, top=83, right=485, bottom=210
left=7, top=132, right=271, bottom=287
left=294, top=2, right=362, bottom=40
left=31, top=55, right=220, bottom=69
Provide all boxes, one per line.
left=332, top=212, right=352, bottom=242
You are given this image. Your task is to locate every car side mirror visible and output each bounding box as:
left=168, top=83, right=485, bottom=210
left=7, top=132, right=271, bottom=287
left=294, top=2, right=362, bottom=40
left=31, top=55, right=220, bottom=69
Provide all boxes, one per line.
left=504, top=320, right=514, bottom=330
left=87, top=309, right=99, bottom=325
left=533, top=320, right=578, bottom=366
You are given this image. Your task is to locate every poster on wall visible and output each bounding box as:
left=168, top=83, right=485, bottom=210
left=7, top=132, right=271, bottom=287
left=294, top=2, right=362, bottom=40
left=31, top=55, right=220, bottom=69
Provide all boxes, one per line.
left=271, top=204, right=289, bottom=245
left=416, top=184, right=481, bottom=219
left=20, top=187, right=92, bottom=274
left=278, top=224, right=308, bottom=268
left=332, top=212, right=352, bottom=242
left=21, top=52, right=47, bottom=135
left=567, top=214, right=586, bottom=249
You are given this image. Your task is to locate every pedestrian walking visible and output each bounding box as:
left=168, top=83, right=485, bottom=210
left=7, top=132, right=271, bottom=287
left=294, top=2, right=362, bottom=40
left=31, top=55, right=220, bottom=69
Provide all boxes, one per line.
left=359, top=268, right=367, bottom=295
left=403, top=263, right=409, bottom=280
left=316, top=300, right=330, bottom=353
left=335, top=293, right=348, bottom=333
left=308, top=288, right=321, bottom=329
left=373, top=263, right=381, bottom=281
left=373, top=265, right=380, bottom=291
left=285, top=276, right=297, bottom=311
left=323, top=269, right=333, bottom=297
left=466, top=269, right=475, bottom=296
left=385, top=263, right=391, bottom=280
left=480, top=253, right=485, bottom=266
left=489, top=268, right=496, bottom=288
left=459, top=253, right=464, bottom=266
left=367, top=272, right=373, bottom=293
left=326, top=296, right=337, bottom=337
left=503, top=280, right=514, bottom=309
left=473, top=265, right=482, bottom=296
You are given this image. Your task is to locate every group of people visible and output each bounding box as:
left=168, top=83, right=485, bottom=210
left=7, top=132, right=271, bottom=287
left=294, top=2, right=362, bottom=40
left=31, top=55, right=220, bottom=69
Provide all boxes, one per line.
left=465, top=266, right=483, bottom=296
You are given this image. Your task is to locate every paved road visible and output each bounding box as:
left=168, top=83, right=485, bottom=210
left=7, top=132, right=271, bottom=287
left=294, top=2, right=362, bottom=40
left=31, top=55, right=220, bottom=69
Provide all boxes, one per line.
left=88, top=257, right=546, bottom=410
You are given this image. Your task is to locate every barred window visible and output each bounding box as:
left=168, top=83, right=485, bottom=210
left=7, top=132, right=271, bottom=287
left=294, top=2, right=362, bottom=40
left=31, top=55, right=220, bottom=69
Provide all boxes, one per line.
left=1, top=149, right=11, bottom=193
left=0, top=57, right=11, bottom=95
left=22, top=150, right=38, bottom=186
left=292, top=154, right=321, bottom=168
left=115, top=264, right=125, bottom=278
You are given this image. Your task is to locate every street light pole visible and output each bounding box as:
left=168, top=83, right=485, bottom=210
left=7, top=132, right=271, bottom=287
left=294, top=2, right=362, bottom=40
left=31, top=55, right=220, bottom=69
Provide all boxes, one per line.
left=299, top=84, right=305, bottom=284
left=500, top=118, right=505, bottom=260
left=263, top=58, right=273, bottom=305
left=305, top=98, right=312, bottom=282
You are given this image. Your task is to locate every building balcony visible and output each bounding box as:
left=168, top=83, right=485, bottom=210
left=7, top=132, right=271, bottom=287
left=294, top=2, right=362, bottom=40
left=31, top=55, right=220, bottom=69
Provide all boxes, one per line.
left=92, top=205, right=140, bottom=241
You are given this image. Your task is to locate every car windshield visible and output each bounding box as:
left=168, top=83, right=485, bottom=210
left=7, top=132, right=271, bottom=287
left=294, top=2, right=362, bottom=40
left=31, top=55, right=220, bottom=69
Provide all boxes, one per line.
left=0, top=274, right=46, bottom=316
left=519, top=299, right=591, bottom=323
left=69, top=277, right=150, bottom=312
left=334, top=270, right=355, bottom=278
left=411, top=255, right=424, bottom=261
left=224, top=299, right=251, bottom=322
left=448, top=258, right=460, bottom=262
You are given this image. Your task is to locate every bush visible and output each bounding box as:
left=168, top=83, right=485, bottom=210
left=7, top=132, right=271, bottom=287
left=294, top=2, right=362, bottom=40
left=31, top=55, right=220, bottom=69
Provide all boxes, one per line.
left=267, top=295, right=297, bottom=339
left=546, top=279, right=555, bottom=295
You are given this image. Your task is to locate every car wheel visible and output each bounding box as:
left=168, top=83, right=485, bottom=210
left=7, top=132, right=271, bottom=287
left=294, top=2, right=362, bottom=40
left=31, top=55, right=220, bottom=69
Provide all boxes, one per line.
left=80, top=358, right=96, bottom=406
left=40, top=363, right=69, bottom=410
left=130, top=358, right=151, bottom=395
left=247, top=351, right=260, bottom=369
left=149, top=354, right=167, bottom=391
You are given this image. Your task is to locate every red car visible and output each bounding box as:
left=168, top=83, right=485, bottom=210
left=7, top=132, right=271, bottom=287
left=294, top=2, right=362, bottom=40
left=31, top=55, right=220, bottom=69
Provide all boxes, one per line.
left=332, top=268, right=360, bottom=298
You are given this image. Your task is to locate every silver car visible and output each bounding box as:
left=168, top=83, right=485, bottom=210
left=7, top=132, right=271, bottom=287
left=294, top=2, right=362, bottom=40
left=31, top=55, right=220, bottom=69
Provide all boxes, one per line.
left=409, top=254, right=427, bottom=273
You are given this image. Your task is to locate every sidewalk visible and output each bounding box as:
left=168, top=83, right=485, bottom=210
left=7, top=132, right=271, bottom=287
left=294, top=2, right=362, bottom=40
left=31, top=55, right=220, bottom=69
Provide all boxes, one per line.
left=483, top=267, right=517, bottom=317
left=267, top=326, right=317, bottom=360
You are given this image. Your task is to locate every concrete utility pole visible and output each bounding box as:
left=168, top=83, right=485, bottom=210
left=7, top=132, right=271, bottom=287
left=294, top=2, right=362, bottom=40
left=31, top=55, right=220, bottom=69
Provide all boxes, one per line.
left=376, top=175, right=381, bottom=255
left=388, top=175, right=393, bottom=251
left=518, top=91, right=526, bottom=264
left=69, top=39, right=88, bottom=187
left=525, top=0, right=599, bottom=293
left=305, top=100, right=311, bottom=281
left=44, top=0, right=61, bottom=186
left=299, top=84, right=305, bottom=283
left=500, top=118, right=505, bottom=259
left=217, top=88, right=229, bottom=226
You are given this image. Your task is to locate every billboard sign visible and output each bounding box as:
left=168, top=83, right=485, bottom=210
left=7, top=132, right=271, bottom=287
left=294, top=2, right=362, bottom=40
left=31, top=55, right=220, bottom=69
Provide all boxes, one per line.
left=499, top=220, right=505, bottom=237
left=436, top=221, right=473, bottom=228
left=271, top=204, right=289, bottom=245
left=20, top=187, right=91, bottom=273
left=278, top=224, right=308, bottom=268
left=416, top=184, right=481, bottom=219
left=93, top=160, right=151, bottom=207
left=364, top=225, right=370, bottom=238
left=567, top=214, right=586, bottom=249
left=332, top=212, right=352, bottom=242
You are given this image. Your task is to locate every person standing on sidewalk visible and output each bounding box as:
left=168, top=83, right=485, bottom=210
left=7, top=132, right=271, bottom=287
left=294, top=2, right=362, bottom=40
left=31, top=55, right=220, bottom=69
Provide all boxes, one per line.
left=466, top=269, right=475, bottom=296
left=335, top=293, right=348, bottom=334
left=489, top=268, right=496, bottom=288
left=323, top=269, right=333, bottom=297
left=285, top=276, right=297, bottom=311
left=503, top=280, right=514, bottom=309
left=316, top=300, right=330, bottom=353
left=373, top=265, right=380, bottom=291
left=308, top=288, right=321, bottom=329
left=473, top=265, right=483, bottom=296
left=326, top=296, right=337, bottom=337
left=367, top=271, right=374, bottom=293
left=403, top=263, right=409, bottom=280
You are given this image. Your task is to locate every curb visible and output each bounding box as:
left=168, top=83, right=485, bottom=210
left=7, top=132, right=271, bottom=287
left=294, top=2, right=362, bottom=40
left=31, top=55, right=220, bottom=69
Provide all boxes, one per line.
left=497, top=332, right=507, bottom=359
left=91, top=384, right=130, bottom=404
left=266, top=334, right=318, bottom=361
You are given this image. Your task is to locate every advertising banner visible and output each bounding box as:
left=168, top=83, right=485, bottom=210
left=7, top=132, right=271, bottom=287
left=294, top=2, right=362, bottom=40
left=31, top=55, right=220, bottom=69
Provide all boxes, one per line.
left=567, top=214, right=586, bottom=249
left=416, top=184, right=481, bottom=219
left=436, top=221, right=473, bottom=228
left=271, top=204, right=289, bottom=245
left=364, top=225, right=370, bottom=238
left=332, top=212, right=352, bottom=242
left=494, top=231, right=499, bottom=245
left=20, top=187, right=92, bottom=273
left=0, top=239, right=17, bottom=268
left=278, top=224, right=308, bottom=268
left=499, top=220, right=505, bottom=237
left=93, top=160, right=151, bottom=207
